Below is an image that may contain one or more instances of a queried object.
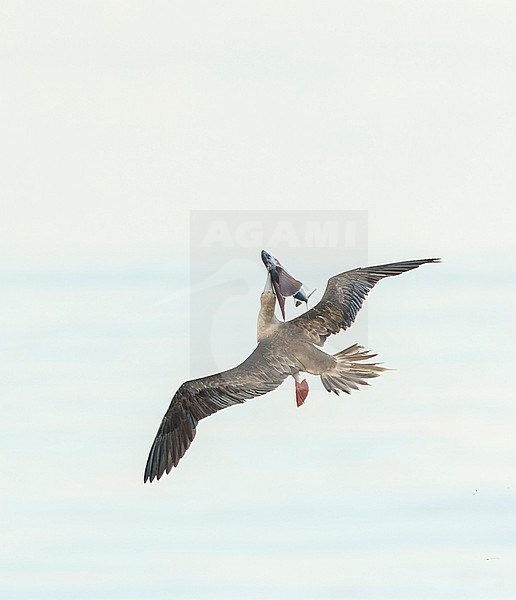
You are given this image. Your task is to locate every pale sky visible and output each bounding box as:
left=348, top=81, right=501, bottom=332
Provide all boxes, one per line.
left=2, top=2, right=516, bottom=599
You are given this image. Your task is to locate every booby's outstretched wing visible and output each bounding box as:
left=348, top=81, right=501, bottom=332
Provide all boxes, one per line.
left=144, top=340, right=300, bottom=482
left=287, top=258, right=440, bottom=346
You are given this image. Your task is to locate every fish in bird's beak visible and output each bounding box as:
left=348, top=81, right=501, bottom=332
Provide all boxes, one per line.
left=292, top=285, right=316, bottom=309
left=261, top=250, right=314, bottom=319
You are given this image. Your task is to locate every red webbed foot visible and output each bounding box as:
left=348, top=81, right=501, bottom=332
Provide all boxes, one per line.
left=295, top=378, right=309, bottom=407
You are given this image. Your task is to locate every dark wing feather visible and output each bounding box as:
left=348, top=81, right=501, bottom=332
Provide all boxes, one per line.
left=144, top=339, right=300, bottom=482
left=286, top=258, right=440, bottom=345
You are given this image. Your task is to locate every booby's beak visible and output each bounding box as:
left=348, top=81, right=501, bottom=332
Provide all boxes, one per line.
left=272, top=279, right=287, bottom=321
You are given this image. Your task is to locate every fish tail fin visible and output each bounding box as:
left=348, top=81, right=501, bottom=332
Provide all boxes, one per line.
left=295, top=288, right=316, bottom=308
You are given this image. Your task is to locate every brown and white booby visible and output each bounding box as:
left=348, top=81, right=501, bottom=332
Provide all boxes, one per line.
left=144, top=253, right=439, bottom=482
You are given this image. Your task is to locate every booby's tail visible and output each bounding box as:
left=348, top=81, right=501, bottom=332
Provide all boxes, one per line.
left=320, top=344, right=387, bottom=395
